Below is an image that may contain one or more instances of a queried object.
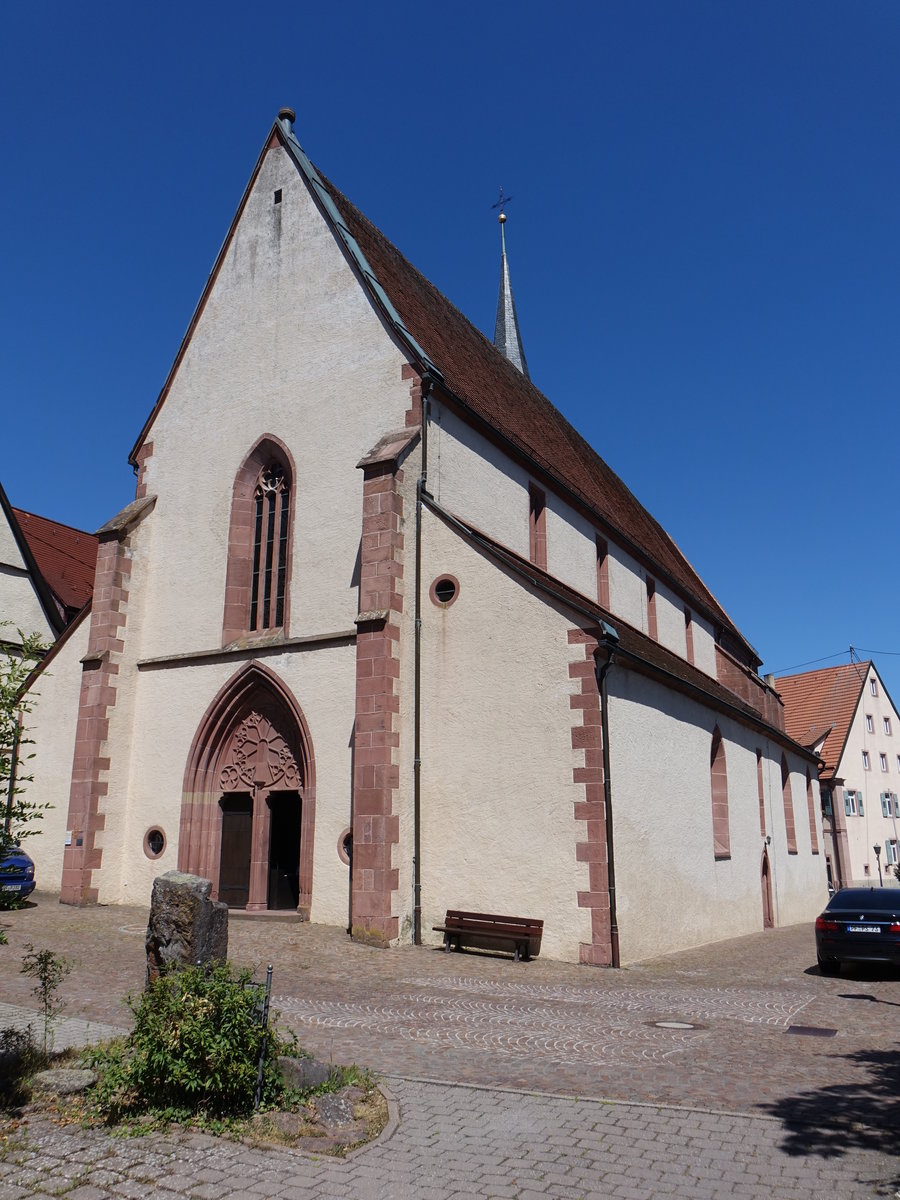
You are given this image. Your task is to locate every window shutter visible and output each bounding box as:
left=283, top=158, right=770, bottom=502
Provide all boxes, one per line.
left=858, top=791, right=864, bottom=816
left=844, top=789, right=852, bottom=815
left=895, top=796, right=900, bottom=818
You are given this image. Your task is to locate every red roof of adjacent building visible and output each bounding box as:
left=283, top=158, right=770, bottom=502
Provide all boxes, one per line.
left=775, top=662, right=870, bottom=776
left=12, top=508, right=98, bottom=618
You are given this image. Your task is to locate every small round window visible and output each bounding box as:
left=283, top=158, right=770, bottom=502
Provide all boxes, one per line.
left=338, top=827, right=353, bottom=866
left=144, top=828, right=166, bottom=859
left=429, top=575, right=460, bottom=608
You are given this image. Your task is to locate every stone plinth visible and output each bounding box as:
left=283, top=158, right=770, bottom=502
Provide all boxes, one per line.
left=145, top=872, right=228, bottom=985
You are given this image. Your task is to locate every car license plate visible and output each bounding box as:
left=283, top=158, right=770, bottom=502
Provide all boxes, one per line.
left=1, top=884, right=20, bottom=892
left=847, top=924, right=880, bottom=933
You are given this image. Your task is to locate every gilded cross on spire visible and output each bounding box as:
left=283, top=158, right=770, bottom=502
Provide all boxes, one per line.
left=491, top=187, right=529, bottom=379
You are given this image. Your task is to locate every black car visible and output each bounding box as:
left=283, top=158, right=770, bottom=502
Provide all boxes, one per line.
left=815, top=887, right=900, bottom=974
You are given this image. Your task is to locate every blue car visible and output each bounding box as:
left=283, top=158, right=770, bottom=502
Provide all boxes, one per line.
left=0, top=844, right=36, bottom=900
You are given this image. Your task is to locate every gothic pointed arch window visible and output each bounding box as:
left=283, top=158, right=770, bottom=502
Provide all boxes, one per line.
left=223, top=436, right=296, bottom=646
left=710, top=725, right=730, bottom=859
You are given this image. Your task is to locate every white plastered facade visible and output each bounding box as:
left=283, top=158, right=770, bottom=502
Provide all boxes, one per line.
left=0, top=503, right=56, bottom=647
left=833, top=664, right=900, bottom=887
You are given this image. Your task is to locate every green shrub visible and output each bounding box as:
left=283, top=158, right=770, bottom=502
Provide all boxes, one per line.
left=88, top=961, right=293, bottom=1122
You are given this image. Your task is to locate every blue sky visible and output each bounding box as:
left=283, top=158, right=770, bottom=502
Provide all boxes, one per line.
left=2, top=1, right=899, bottom=696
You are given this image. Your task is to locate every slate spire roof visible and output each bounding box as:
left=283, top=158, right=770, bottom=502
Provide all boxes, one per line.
left=493, top=211, right=529, bottom=379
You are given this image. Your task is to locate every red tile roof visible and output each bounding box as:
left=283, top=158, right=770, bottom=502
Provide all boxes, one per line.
left=12, top=509, right=98, bottom=617
left=318, top=177, right=749, bottom=656
left=775, top=663, right=870, bottom=776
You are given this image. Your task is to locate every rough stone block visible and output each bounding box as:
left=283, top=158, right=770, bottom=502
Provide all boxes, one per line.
left=278, top=1055, right=332, bottom=1090
left=145, top=871, right=228, bottom=985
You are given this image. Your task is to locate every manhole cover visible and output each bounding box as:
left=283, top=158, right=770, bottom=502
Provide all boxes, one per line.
left=786, top=1025, right=837, bottom=1038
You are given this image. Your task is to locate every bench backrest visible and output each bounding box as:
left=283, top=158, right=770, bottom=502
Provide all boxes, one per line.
left=443, top=909, right=543, bottom=935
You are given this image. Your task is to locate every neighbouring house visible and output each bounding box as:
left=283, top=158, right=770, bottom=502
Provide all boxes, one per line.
left=21, top=109, right=827, bottom=964
left=777, top=661, right=900, bottom=889
left=0, top=480, right=97, bottom=649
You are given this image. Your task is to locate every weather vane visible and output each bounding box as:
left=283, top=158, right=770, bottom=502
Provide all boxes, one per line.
left=491, top=186, right=514, bottom=223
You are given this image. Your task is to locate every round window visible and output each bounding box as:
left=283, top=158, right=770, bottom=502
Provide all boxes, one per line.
left=144, top=828, right=166, bottom=859
left=338, top=827, right=353, bottom=866
left=429, top=575, right=460, bottom=607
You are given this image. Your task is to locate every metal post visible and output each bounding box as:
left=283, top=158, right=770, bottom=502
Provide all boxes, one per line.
left=873, top=844, right=883, bottom=886
left=254, top=964, right=274, bottom=1110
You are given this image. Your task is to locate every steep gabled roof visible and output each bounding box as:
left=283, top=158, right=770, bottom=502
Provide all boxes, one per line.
left=776, top=662, right=871, bottom=776
left=130, top=113, right=756, bottom=658
left=312, top=163, right=748, bottom=654
left=12, top=508, right=98, bottom=618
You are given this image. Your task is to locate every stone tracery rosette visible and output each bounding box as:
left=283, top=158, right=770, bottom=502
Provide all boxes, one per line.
left=219, top=711, right=302, bottom=792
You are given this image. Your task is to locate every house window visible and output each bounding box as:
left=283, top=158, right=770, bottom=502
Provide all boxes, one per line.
left=844, top=789, right=858, bottom=816
left=880, top=753, right=888, bottom=772
left=862, top=750, right=870, bottom=770
left=884, top=717, right=892, bottom=735
left=806, top=769, right=818, bottom=854
left=882, top=793, right=893, bottom=818
left=646, top=577, right=658, bottom=642
left=222, top=437, right=295, bottom=646
left=886, top=840, right=899, bottom=866
left=710, top=726, right=730, bottom=859
left=821, top=787, right=833, bottom=818
left=596, top=537, right=610, bottom=610
left=756, top=748, right=766, bottom=836
left=866, top=714, right=874, bottom=733
left=529, top=484, right=547, bottom=571
left=871, top=678, right=879, bottom=696
left=684, top=607, right=695, bottom=666
left=781, top=755, right=797, bottom=854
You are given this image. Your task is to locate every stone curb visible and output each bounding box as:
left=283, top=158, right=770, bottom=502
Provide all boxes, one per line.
left=380, top=1072, right=789, bottom=1126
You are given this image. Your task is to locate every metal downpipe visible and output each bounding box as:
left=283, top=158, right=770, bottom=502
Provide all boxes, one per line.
left=412, top=387, right=430, bottom=945
left=594, top=634, right=620, bottom=968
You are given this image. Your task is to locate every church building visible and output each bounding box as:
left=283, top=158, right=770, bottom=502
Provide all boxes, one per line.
left=23, top=109, right=827, bottom=964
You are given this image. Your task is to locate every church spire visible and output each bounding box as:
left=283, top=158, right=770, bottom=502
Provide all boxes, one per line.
left=492, top=190, right=529, bottom=379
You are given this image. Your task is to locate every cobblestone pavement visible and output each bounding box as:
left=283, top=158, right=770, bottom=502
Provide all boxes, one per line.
left=1, top=895, right=898, bottom=1197
left=1, top=1078, right=895, bottom=1200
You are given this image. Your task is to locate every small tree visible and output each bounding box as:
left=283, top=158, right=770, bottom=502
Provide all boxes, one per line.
left=21, top=942, right=71, bottom=1055
left=1, top=625, right=49, bottom=857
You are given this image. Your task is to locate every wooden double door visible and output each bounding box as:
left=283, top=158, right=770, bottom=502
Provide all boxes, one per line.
left=219, top=790, right=301, bottom=911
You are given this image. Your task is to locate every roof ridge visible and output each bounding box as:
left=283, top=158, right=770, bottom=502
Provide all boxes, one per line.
left=12, top=507, right=96, bottom=539
left=317, top=172, right=734, bottom=635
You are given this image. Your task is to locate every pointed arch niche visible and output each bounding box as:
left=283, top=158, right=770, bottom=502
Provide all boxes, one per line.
left=179, top=662, right=316, bottom=916
left=222, top=435, right=296, bottom=646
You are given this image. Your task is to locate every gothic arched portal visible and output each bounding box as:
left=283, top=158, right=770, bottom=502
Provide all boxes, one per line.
left=179, top=662, right=316, bottom=916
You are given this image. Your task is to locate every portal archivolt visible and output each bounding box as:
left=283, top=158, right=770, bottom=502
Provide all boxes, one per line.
left=179, top=662, right=316, bottom=915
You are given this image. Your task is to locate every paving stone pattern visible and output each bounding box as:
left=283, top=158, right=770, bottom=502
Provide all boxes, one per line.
left=1, top=1078, right=894, bottom=1200
left=1, top=896, right=898, bottom=1198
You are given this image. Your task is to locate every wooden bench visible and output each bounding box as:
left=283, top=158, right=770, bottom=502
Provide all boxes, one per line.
left=433, top=910, right=543, bottom=962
